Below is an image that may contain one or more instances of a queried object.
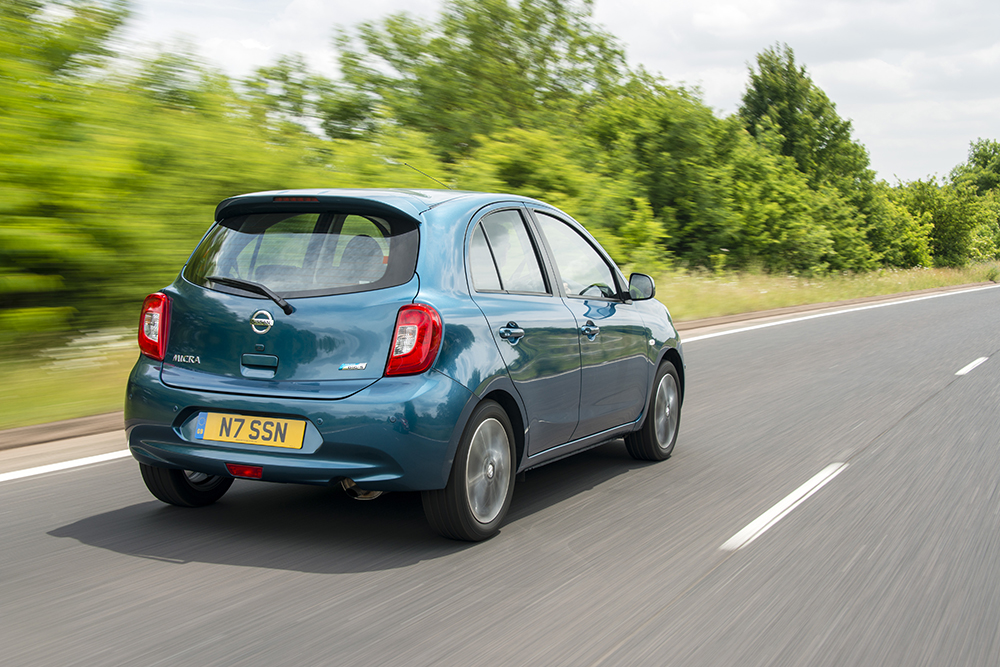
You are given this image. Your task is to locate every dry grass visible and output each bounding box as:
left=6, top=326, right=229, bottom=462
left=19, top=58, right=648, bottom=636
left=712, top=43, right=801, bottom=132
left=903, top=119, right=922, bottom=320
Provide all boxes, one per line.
left=658, top=263, right=1000, bottom=322
left=0, top=330, right=137, bottom=431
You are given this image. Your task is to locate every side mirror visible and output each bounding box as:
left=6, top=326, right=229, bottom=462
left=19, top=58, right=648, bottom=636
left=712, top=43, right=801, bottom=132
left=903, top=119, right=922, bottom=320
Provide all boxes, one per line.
left=628, top=273, right=655, bottom=301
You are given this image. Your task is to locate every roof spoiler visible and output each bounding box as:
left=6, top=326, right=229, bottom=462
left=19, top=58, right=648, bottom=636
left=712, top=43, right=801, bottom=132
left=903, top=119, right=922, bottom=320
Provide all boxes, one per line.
left=214, top=193, right=427, bottom=222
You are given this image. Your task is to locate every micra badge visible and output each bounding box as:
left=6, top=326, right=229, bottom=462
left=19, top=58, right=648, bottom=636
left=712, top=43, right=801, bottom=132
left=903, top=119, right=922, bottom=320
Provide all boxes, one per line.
left=172, top=354, right=201, bottom=364
left=339, top=362, right=367, bottom=371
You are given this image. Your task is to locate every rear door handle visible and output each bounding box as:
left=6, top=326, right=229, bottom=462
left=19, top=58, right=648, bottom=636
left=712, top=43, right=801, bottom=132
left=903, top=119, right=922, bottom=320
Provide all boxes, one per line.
left=498, top=322, right=525, bottom=344
left=581, top=321, right=600, bottom=340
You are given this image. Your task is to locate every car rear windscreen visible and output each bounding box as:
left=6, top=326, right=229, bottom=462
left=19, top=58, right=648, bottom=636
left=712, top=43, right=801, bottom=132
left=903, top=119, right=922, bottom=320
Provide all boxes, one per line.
left=184, top=211, right=419, bottom=298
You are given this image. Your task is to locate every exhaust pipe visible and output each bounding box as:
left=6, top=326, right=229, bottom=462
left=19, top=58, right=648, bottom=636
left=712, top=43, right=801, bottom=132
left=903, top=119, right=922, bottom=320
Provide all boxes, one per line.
left=340, top=478, right=383, bottom=501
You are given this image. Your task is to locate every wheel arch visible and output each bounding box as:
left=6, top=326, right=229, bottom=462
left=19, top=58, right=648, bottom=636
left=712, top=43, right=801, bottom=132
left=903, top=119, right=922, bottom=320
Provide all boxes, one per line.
left=660, top=346, right=685, bottom=404
left=481, top=389, right=526, bottom=472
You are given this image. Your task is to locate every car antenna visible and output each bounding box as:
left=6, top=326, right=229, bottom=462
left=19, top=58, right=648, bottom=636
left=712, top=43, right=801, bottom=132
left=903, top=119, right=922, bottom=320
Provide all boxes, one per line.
left=404, top=162, right=453, bottom=190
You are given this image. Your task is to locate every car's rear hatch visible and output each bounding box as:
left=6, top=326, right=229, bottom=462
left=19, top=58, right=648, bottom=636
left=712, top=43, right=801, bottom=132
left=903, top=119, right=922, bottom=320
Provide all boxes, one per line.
left=160, top=200, right=420, bottom=399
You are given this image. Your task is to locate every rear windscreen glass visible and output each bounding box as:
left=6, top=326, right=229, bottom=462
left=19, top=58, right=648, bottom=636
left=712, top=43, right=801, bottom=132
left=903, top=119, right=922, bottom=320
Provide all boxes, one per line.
left=184, top=211, right=419, bottom=298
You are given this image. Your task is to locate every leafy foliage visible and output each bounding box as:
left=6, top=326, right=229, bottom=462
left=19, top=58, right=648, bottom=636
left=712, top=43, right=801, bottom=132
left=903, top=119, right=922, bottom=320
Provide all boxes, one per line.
left=895, top=180, right=998, bottom=267
left=335, top=0, right=626, bottom=157
left=1, top=0, right=998, bottom=350
left=952, top=139, right=1000, bottom=196
left=739, top=44, right=872, bottom=195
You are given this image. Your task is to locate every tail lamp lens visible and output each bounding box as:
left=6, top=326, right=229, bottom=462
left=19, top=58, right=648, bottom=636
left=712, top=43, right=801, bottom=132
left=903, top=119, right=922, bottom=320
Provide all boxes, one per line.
left=385, top=304, right=442, bottom=376
left=138, top=292, right=170, bottom=361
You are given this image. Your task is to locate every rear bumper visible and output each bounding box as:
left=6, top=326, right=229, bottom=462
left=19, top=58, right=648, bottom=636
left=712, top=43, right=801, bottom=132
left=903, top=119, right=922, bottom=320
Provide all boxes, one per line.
left=125, top=357, right=476, bottom=492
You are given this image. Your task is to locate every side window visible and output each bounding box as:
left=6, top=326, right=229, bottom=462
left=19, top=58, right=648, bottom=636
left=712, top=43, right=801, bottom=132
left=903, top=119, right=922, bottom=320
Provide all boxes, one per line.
left=470, top=224, right=502, bottom=291
left=471, top=210, right=547, bottom=294
left=534, top=212, right=618, bottom=299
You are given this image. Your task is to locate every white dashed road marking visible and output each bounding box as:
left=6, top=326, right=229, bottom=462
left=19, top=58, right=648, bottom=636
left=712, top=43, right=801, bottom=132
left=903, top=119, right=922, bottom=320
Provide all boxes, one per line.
left=721, top=463, right=849, bottom=551
left=956, top=357, right=988, bottom=376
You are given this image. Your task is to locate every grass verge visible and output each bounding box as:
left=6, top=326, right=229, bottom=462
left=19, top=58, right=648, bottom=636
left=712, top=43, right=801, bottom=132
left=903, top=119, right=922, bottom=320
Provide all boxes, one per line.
left=1, top=330, right=137, bottom=431
left=656, top=263, right=1000, bottom=321
left=1, top=263, right=997, bottom=432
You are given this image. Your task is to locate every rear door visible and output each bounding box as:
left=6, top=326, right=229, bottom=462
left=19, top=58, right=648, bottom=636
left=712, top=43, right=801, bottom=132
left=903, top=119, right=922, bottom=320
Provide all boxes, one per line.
left=467, top=208, right=582, bottom=455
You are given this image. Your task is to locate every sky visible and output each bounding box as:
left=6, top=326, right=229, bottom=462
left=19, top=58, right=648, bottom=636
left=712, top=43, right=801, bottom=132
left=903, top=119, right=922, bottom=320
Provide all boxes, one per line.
left=120, top=0, right=1000, bottom=183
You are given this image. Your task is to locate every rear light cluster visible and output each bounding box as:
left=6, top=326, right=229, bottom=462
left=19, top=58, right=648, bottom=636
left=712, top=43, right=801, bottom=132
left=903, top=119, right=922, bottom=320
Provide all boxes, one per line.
left=385, top=304, right=442, bottom=376
left=138, top=292, right=171, bottom=361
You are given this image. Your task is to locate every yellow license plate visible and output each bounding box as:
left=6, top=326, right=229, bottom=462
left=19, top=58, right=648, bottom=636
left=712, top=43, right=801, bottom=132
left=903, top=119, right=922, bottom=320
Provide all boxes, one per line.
left=196, top=412, right=306, bottom=449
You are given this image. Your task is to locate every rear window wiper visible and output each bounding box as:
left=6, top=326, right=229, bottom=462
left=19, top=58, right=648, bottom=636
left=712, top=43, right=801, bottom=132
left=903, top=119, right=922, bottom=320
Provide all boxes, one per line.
left=207, top=276, right=294, bottom=315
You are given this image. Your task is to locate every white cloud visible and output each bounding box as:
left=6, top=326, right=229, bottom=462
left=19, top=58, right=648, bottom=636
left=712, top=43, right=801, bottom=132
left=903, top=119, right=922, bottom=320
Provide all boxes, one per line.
left=811, top=59, right=915, bottom=99
left=239, top=39, right=271, bottom=52
left=856, top=96, right=1000, bottom=181
left=691, top=4, right=756, bottom=37
left=970, top=42, right=1000, bottom=67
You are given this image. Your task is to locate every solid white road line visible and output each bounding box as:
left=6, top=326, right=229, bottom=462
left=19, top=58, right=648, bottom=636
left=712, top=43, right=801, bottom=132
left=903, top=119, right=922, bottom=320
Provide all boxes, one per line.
left=956, top=357, right=989, bottom=376
left=720, top=462, right=849, bottom=551
left=0, top=450, right=131, bottom=484
left=684, top=284, right=1000, bottom=343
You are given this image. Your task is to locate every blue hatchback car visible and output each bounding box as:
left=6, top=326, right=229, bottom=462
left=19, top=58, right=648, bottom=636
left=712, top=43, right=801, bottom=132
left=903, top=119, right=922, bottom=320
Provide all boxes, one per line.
left=126, top=189, right=684, bottom=540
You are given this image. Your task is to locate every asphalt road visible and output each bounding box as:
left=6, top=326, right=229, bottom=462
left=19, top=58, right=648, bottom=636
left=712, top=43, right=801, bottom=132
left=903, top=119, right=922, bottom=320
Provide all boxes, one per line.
left=4, top=285, right=1000, bottom=666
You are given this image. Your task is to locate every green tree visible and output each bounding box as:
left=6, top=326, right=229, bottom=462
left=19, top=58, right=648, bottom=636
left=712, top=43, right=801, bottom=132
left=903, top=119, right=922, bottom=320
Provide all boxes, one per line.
left=895, top=179, right=997, bottom=267
left=866, top=183, right=933, bottom=267
left=455, top=127, right=635, bottom=263
left=1, top=0, right=129, bottom=76
left=335, top=0, right=627, bottom=157
left=736, top=44, right=890, bottom=272
left=617, top=197, right=669, bottom=272
left=586, top=80, right=736, bottom=268
left=243, top=54, right=374, bottom=140
left=738, top=44, right=872, bottom=197
left=951, top=138, right=1000, bottom=195
left=0, top=1, right=449, bottom=345
left=133, top=45, right=212, bottom=110
left=0, top=0, right=134, bottom=343
left=588, top=80, right=878, bottom=273
left=724, top=129, right=833, bottom=273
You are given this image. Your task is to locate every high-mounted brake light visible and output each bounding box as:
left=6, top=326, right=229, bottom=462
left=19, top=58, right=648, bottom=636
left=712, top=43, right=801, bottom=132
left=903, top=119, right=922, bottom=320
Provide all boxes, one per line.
left=273, top=196, right=319, bottom=202
left=385, top=304, right=442, bottom=376
left=138, top=292, right=170, bottom=361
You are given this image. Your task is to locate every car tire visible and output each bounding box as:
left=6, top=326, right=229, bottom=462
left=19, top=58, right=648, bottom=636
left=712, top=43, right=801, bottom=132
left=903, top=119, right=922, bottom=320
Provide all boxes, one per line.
left=139, top=463, right=234, bottom=507
left=422, top=400, right=515, bottom=541
left=625, top=360, right=681, bottom=461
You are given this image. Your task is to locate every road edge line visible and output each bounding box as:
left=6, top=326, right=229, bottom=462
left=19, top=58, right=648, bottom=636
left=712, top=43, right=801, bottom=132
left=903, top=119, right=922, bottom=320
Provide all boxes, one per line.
left=0, top=450, right=131, bottom=484
left=685, top=283, right=1000, bottom=342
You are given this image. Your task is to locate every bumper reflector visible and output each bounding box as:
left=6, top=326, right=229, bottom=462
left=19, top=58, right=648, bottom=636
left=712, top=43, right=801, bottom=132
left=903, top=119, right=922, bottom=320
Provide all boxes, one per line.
left=226, top=463, right=263, bottom=479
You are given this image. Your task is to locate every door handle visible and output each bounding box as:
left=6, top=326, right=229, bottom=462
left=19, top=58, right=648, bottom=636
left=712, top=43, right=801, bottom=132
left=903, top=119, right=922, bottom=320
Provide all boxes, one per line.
left=581, top=321, right=600, bottom=340
left=498, top=322, right=525, bottom=344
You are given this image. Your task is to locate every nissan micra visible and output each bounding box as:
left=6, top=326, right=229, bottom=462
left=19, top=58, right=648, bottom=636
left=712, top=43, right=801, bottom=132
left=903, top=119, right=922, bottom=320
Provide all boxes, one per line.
left=126, top=189, right=684, bottom=541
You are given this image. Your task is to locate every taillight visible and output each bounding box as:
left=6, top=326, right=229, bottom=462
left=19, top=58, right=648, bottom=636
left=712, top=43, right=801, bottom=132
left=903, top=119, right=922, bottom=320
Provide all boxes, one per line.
left=138, top=292, right=170, bottom=361
left=385, top=304, right=442, bottom=376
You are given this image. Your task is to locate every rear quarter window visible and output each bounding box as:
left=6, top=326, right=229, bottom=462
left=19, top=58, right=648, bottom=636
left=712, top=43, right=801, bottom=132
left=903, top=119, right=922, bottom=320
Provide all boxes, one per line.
left=184, top=211, right=419, bottom=298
